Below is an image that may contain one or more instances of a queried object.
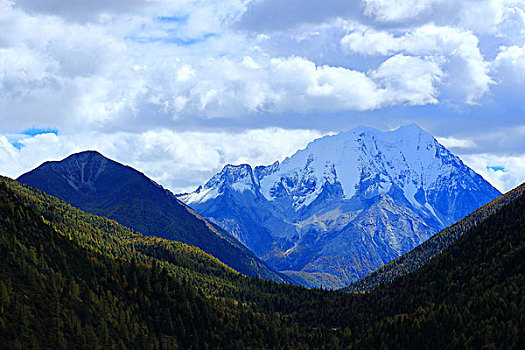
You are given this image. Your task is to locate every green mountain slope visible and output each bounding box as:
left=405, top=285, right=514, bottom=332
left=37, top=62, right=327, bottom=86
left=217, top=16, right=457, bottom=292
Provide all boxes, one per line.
left=17, top=151, right=286, bottom=283
left=0, top=180, right=220, bottom=349
left=1, top=175, right=523, bottom=349
left=344, top=182, right=525, bottom=292
left=0, top=176, right=314, bottom=306
left=0, top=177, right=335, bottom=349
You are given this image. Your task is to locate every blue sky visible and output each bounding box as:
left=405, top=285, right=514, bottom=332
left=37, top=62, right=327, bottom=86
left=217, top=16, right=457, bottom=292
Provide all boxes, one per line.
left=0, top=0, right=524, bottom=193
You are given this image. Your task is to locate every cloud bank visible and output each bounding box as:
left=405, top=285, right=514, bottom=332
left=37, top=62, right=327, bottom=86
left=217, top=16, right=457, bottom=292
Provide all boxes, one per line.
left=0, top=0, right=524, bottom=193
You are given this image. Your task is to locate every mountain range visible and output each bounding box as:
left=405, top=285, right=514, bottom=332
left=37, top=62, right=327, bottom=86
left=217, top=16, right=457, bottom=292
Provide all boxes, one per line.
left=17, top=150, right=285, bottom=283
left=178, top=124, right=501, bottom=288
left=1, top=174, right=522, bottom=348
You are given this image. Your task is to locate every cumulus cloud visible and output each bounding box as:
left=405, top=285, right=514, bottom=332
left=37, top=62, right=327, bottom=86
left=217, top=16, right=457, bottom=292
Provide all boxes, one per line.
left=0, top=0, right=524, bottom=195
left=267, top=56, right=384, bottom=112
left=341, top=24, right=479, bottom=57
left=1, top=0, right=520, bottom=130
left=370, top=54, right=442, bottom=106
left=461, top=153, right=525, bottom=193
left=492, top=43, right=525, bottom=83
left=341, top=24, right=492, bottom=104
left=362, top=0, right=525, bottom=37
left=0, top=128, right=324, bottom=193
left=164, top=54, right=444, bottom=115
left=0, top=0, right=451, bottom=134
left=362, top=0, right=441, bottom=23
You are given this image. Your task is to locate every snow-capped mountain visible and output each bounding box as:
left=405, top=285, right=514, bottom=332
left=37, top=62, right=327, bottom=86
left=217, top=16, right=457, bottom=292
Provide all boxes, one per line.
left=178, top=124, right=501, bottom=288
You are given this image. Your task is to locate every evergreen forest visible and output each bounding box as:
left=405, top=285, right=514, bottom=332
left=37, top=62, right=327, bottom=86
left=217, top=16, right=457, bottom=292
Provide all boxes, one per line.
left=0, top=176, right=523, bottom=349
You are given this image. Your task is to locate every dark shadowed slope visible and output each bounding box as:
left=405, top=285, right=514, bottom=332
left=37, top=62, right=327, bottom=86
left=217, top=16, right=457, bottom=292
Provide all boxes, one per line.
left=344, top=182, right=525, bottom=292
left=0, top=177, right=319, bottom=349
left=17, top=151, right=286, bottom=282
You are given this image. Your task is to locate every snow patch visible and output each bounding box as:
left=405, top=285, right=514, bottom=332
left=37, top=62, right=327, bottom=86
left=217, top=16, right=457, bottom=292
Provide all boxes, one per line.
left=181, top=186, right=219, bottom=204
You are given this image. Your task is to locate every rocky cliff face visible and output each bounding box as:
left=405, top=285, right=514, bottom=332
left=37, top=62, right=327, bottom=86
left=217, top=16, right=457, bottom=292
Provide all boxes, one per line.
left=178, top=125, right=501, bottom=289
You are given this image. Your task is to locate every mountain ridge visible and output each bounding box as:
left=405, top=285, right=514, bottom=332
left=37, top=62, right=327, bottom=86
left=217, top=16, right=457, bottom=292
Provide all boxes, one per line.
left=17, top=151, right=287, bottom=283
left=179, top=124, right=501, bottom=288
left=2, top=173, right=522, bottom=348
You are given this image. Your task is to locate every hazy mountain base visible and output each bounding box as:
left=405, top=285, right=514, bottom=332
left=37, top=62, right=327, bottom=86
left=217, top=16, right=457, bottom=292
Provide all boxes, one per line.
left=280, top=270, right=345, bottom=290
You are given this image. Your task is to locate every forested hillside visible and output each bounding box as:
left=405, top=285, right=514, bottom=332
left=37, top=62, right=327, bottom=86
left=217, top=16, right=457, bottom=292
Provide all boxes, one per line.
left=1, top=176, right=523, bottom=349
left=0, top=177, right=337, bottom=349
left=0, top=177, right=334, bottom=313
left=297, top=182, right=525, bottom=348
left=17, top=151, right=285, bottom=283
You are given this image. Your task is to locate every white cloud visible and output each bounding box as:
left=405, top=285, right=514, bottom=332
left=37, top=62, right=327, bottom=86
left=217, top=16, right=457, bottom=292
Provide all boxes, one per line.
left=362, top=0, right=525, bottom=37
left=0, top=12, right=450, bottom=131
left=0, top=128, right=325, bottom=193
left=1, top=0, right=521, bottom=131
left=492, top=43, right=525, bottom=83
left=341, top=24, right=479, bottom=57
left=341, top=24, right=492, bottom=104
left=370, top=54, right=442, bottom=106
left=0, top=46, right=58, bottom=83
left=436, top=137, right=476, bottom=149
left=267, top=56, right=385, bottom=112
left=460, top=153, right=525, bottom=193
left=362, top=0, right=442, bottom=23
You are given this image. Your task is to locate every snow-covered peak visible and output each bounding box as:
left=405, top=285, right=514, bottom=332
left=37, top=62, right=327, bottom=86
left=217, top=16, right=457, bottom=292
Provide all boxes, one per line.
left=181, top=124, right=484, bottom=215
left=180, top=163, right=259, bottom=204
left=256, top=124, right=457, bottom=210
left=254, top=160, right=280, bottom=180
left=205, top=163, right=255, bottom=188
left=176, top=124, right=501, bottom=288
